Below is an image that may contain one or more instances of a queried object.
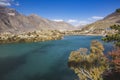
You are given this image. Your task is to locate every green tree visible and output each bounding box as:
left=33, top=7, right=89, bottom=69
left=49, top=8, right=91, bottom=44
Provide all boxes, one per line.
left=102, top=24, right=120, bottom=80
left=116, top=8, right=120, bottom=13
left=102, top=25, right=120, bottom=47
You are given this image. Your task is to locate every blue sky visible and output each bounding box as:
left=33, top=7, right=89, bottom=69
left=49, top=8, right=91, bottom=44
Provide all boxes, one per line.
left=0, top=0, right=120, bottom=26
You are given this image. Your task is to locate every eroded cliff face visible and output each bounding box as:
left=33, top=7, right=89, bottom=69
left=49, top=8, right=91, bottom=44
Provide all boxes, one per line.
left=0, top=6, right=74, bottom=34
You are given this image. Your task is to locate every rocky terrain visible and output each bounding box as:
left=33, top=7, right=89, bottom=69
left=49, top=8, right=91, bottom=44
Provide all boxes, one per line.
left=0, top=6, right=120, bottom=43
left=0, top=6, right=74, bottom=34
left=80, top=9, right=120, bottom=35
left=0, top=6, right=75, bottom=43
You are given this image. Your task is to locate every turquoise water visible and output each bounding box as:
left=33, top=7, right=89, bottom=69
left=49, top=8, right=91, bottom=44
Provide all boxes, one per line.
left=0, top=36, right=113, bottom=80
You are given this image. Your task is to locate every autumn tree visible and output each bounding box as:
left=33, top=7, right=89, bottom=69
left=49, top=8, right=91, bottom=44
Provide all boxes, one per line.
left=102, top=48, right=120, bottom=80
left=68, top=40, right=108, bottom=80
left=102, top=25, right=120, bottom=80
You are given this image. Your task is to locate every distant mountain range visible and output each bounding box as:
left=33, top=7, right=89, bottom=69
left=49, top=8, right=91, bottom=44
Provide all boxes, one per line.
left=0, top=6, right=120, bottom=35
left=0, top=6, right=74, bottom=34
left=81, top=9, right=120, bottom=34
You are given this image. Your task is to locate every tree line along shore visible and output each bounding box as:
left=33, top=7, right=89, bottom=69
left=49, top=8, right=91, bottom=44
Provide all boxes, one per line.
left=0, top=28, right=112, bottom=44
left=0, top=30, right=63, bottom=44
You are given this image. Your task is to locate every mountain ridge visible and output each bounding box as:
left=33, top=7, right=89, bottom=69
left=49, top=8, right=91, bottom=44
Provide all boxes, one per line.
left=81, top=8, right=120, bottom=34
left=0, top=6, right=75, bottom=34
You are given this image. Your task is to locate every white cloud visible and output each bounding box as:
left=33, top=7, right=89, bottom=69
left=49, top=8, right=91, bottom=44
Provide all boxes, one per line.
left=67, top=19, right=77, bottom=23
left=53, top=19, right=64, bottom=22
left=15, top=2, right=19, bottom=6
left=0, top=0, right=19, bottom=6
left=52, top=16, right=104, bottom=27
left=75, top=16, right=104, bottom=27
left=91, top=16, right=104, bottom=20
left=75, top=21, right=90, bottom=26
left=74, top=16, right=104, bottom=27
left=66, top=17, right=102, bottom=26
left=0, top=1, right=11, bottom=6
left=0, top=0, right=11, bottom=6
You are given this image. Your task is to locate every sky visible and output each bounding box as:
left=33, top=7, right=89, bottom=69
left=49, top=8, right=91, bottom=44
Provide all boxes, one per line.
left=0, top=0, right=120, bottom=26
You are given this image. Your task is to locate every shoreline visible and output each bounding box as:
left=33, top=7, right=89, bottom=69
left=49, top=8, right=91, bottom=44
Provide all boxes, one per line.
left=64, top=33, right=104, bottom=36
left=0, top=31, right=104, bottom=44
left=0, top=30, right=63, bottom=44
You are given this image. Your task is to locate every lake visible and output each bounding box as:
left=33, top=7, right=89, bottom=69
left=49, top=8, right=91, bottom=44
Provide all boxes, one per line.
left=0, top=36, right=113, bottom=80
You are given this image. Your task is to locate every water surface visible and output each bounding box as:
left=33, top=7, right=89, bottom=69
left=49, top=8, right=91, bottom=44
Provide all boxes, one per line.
left=0, top=36, right=113, bottom=80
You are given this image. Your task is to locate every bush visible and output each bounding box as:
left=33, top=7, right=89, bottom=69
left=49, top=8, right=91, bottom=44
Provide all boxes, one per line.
left=68, top=40, right=108, bottom=80
left=102, top=25, right=120, bottom=47
left=102, top=48, right=120, bottom=80
left=116, top=8, right=120, bottom=13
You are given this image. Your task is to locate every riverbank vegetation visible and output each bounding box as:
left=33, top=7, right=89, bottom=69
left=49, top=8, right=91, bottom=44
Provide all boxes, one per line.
left=102, top=25, right=120, bottom=47
left=0, top=30, right=63, bottom=44
left=68, top=40, right=108, bottom=80
left=68, top=25, right=120, bottom=80
left=102, top=25, right=120, bottom=80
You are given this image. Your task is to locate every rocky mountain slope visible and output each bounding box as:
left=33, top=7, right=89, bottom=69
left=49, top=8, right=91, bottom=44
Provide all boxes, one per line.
left=0, top=6, right=74, bottom=34
left=81, top=9, right=120, bottom=34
